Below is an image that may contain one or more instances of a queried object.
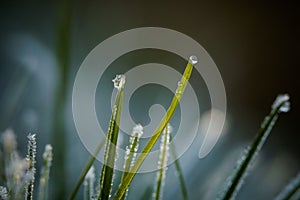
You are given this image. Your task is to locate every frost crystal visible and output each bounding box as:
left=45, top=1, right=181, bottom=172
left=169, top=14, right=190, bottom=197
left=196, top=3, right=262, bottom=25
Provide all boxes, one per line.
left=0, top=186, right=8, bottom=200
left=132, top=124, right=143, bottom=138
left=272, top=94, right=290, bottom=113
left=43, top=145, right=53, bottom=161
left=112, top=74, right=126, bottom=90
left=85, top=165, right=95, bottom=181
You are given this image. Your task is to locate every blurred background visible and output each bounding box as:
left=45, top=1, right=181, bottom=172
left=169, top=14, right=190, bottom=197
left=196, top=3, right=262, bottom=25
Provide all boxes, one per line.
left=0, top=1, right=299, bottom=200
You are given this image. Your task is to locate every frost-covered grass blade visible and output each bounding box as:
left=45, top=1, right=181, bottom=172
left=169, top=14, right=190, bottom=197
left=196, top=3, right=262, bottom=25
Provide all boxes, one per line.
left=153, top=124, right=171, bottom=200
left=25, top=133, right=37, bottom=200
left=119, top=124, right=143, bottom=200
left=219, top=94, right=291, bottom=200
left=69, top=140, right=105, bottom=200
left=99, top=75, right=126, bottom=200
left=170, top=135, right=188, bottom=200
left=275, top=172, right=300, bottom=200
left=38, top=144, right=53, bottom=200
left=84, top=166, right=95, bottom=200
left=113, top=56, right=197, bottom=200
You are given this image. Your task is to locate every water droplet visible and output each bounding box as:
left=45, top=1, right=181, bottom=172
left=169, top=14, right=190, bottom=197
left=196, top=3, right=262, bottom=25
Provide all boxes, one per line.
left=112, top=74, right=126, bottom=90
left=176, top=82, right=183, bottom=95
left=189, top=55, right=198, bottom=65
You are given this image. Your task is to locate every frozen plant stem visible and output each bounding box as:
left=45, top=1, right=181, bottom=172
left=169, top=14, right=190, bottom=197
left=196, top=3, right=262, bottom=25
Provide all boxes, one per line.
left=219, top=94, right=291, bottom=200
left=38, top=145, right=53, bottom=200
left=170, top=135, right=188, bottom=200
left=153, top=124, right=171, bottom=200
left=98, top=75, right=126, bottom=200
left=119, top=124, right=143, bottom=200
left=84, top=166, right=95, bottom=200
left=275, top=172, right=300, bottom=200
left=69, top=140, right=105, bottom=200
left=113, top=56, right=196, bottom=200
left=25, top=134, right=37, bottom=200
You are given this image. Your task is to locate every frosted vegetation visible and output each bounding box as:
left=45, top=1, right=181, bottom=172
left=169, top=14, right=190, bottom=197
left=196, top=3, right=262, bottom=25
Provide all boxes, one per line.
left=0, top=56, right=298, bottom=200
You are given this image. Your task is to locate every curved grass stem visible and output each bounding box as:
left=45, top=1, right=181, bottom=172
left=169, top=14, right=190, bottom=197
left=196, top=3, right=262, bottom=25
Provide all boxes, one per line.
left=219, top=95, right=291, bottom=200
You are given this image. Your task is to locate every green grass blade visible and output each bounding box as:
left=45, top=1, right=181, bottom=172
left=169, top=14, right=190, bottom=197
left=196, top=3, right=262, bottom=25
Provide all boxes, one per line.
left=119, top=124, right=143, bottom=200
left=113, top=56, right=197, bottom=200
left=153, top=124, right=171, bottom=200
left=68, top=139, right=105, bottom=200
left=98, top=75, right=126, bottom=200
left=38, top=145, right=53, bottom=200
left=219, top=94, right=291, bottom=200
left=170, top=135, right=188, bottom=200
left=274, top=172, right=300, bottom=200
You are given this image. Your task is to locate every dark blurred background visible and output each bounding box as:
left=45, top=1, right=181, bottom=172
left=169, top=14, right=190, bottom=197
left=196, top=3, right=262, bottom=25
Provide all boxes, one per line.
left=0, top=1, right=299, bottom=200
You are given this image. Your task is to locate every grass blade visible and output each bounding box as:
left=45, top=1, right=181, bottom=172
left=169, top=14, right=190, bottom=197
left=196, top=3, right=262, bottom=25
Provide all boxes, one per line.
left=153, top=124, right=171, bottom=200
left=68, top=140, right=105, bottom=200
left=25, top=134, right=37, bottom=200
left=38, top=145, right=53, bottom=200
left=219, top=94, right=291, bottom=200
left=84, top=166, right=95, bottom=200
left=113, top=55, right=197, bottom=200
left=98, top=75, right=126, bottom=200
left=170, top=135, right=189, bottom=200
left=275, top=172, right=300, bottom=200
left=119, top=124, right=143, bottom=200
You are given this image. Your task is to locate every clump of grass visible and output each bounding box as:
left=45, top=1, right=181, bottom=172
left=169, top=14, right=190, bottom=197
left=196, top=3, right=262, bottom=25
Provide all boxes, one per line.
left=1, top=55, right=298, bottom=200
left=2, top=130, right=31, bottom=200
left=113, top=55, right=196, bottom=200
left=69, top=55, right=196, bottom=200
left=0, top=130, right=53, bottom=200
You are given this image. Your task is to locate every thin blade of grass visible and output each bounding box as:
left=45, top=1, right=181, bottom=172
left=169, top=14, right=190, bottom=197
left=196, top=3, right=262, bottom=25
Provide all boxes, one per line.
left=153, top=124, right=171, bottom=200
left=68, top=139, right=105, bottom=200
left=219, top=94, right=291, bottom=200
left=84, top=166, right=96, bottom=200
left=119, top=125, right=143, bottom=200
left=98, top=75, right=125, bottom=200
left=170, top=135, right=188, bottom=200
left=38, top=145, right=53, bottom=200
left=274, top=172, right=300, bottom=200
left=113, top=56, right=197, bottom=200
left=25, top=134, right=37, bottom=200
